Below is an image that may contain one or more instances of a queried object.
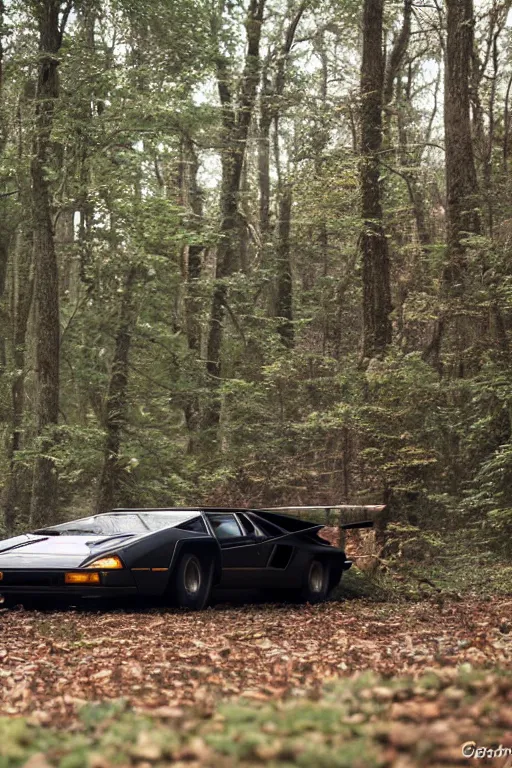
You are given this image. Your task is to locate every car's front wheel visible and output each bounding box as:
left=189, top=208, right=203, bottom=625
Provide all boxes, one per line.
left=172, top=553, right=213, bottom=610
left=299, top=559, right=330, bottom=604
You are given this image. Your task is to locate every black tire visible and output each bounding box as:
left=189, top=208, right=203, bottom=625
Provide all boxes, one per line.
left=299, top=559, right=330, bottom=604
left=171, top=552, right=213, bottom=610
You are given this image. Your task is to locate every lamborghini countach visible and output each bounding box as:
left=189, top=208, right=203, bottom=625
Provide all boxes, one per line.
left=0, top=507, right=369, bottom=609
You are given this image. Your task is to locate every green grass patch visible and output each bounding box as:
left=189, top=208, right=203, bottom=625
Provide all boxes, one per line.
left=1, top=667, right=511, bottom=768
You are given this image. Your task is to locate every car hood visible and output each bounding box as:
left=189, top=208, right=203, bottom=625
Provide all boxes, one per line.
left=0, top=534, right=135, bottom=569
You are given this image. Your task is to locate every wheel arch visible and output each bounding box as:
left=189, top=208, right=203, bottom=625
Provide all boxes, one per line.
left=171, top=539, right=222, bottom=585
left=305, top=551, right=344, bottom=592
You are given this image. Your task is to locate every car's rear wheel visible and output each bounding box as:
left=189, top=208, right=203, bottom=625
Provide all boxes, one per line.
left=172, top=553, right=213, bottom=610
left=299, top=559, right=330, bottom=604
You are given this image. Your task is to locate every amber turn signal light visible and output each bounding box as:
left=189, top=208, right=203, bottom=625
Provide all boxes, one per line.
left=86, top=555, right=123, bottom=570
left=0, top=572, right=3, bottom=581
left=65, top=572, right=101, bottom=585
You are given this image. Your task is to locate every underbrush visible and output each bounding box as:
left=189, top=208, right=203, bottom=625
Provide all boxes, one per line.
left=1, top=667, right=510, bottom=768
left=339, top=522, right=512, bottom=604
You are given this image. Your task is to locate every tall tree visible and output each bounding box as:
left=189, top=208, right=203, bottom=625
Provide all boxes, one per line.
left=0, top=0, right=12, bottom=375
left=424, top=0, right=481, bottom=370
left=29, top=0, right=72, bottom=528
left=204, top=0, right=266, bottom=429
left=96, top=265, right=141, bottom=513
left=444, top=0, right=480, bottom=291
left=258, top=1, right=307, bottom=241
left=359, top=0, right=392, bottom=360
left=275, top=183, right=294, bottom=348
left=0, top=0, right=5, bottom=158
left=3, top=222, right=33, bottom=534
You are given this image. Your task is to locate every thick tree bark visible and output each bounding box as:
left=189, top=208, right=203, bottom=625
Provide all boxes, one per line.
left=96, top=266, right=140, bottom=513
left=29, top=0, right=69, bottom=528
left=275, top=184, right=293, bottom=348
left=444, top=0, right=480, bottom=291
left=360, top=0, right=392, bottom=360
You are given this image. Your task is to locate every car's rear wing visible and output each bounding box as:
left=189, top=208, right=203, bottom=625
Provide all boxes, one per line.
left=340, top=519, right=374, bottom=530
left=261, top=505, right=385, bottom=530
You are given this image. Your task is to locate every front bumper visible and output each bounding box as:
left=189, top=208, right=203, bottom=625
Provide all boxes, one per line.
left=0, top=569, right=137, bottom=599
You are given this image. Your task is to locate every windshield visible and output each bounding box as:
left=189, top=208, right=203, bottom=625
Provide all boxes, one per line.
left=33, top=511, right=201, bottom=536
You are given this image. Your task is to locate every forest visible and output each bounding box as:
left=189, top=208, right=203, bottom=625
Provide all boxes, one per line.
left=1, top=0, right=512, bottom=548
left=3, top=3, right=512, bottom=767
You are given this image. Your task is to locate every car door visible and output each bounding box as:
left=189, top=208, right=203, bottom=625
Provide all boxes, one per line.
left=246, top=512, right=300, bottom=589
left=207, top=512, right=272, bottom=588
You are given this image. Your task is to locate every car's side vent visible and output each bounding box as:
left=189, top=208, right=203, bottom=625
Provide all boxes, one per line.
left=269, top=544, right=293, bottom=569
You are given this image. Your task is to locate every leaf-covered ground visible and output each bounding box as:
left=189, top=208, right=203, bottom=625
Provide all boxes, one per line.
left=1, top=594, right=512, bottom=766
left=2, top=666, right=512, bottom=768
left=1, top=595, right=511, bottom=722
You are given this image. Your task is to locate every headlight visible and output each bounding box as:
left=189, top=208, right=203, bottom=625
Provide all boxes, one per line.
left=86, top=555, right=124, bottom=570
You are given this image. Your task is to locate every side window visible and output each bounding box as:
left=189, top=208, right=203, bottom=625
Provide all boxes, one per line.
left=248, top=515, right=283, bottom=538
left=209, top=514, right=243, bottom=540
left=238, top=514, right=264, bottom=538
left=177, top=517, right=207, bottom=533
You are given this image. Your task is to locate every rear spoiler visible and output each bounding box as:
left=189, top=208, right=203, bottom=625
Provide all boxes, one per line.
left=261, top=505, right=385, bottom=530
left=340, top=520, right=374, bottom=530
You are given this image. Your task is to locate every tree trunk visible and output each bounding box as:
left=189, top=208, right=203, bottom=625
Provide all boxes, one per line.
left=0, top=225, right=8, bottom=374
left=423, top=0, right=482, bottom=373
left=0, top=0, right=10, bottom=373
left=29, top=0, right=68, bottom=529
left=360, top=0, right=392, bottom=360
left=204, top=0, right=266, bottom=430
left=258, top=102, right=272, bottom=239
left=259, top=3, right=306, bottom=251
left=181, top=136, right=204, bottom=444
left=383, top=0, right=412, bottom=138
left=0, top=0, right=5, bottom=157
left=444, top=0, right=480, bottom=291
left=96, top=266, right=140, bottom=513
left=275, top=184, right=293, bottom=348
left=183, top=136, right=204, bottom=355
left=3, top=225, right=33, bottom=534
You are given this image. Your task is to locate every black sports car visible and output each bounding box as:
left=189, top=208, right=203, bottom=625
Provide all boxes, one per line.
left=0, top=507, right=365, bottom=610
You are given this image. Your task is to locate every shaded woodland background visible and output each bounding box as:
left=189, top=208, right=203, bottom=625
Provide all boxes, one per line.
left=1, top=0, right=512, bottom=549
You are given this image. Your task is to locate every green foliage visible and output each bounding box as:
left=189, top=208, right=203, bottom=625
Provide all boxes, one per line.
left=1, top=0, right=512, bottom=561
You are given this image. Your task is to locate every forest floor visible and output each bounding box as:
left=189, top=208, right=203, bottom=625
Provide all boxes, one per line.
left=1, top=581, right=512, bottom=767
